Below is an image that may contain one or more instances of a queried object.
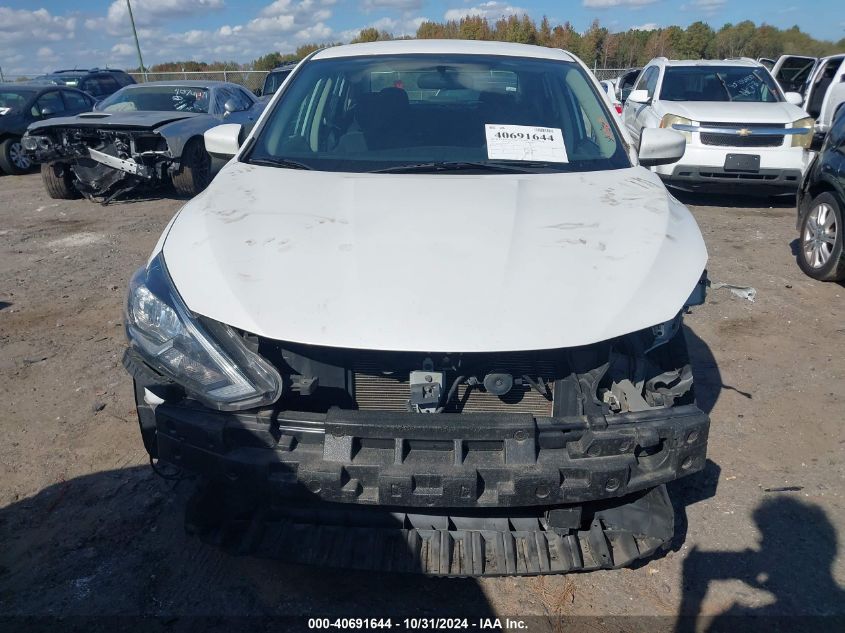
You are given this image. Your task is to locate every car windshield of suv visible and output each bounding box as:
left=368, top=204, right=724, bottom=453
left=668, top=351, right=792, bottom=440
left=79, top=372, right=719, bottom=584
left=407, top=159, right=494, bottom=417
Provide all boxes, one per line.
left=247, top=54, right=630, bottom=173
left=660, top=66, right=782, bottom=102
left=0, top=89, right=32, bottom=115
left=98, top=86, right=210, bottom=113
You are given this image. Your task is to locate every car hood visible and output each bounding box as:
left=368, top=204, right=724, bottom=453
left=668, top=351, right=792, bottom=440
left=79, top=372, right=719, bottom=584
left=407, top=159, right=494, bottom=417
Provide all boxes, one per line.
left=162, top=164, right=707, bottom=352
left=660, top=101, right=805, bottom=124
left=27, top=110, right=202, bottom=132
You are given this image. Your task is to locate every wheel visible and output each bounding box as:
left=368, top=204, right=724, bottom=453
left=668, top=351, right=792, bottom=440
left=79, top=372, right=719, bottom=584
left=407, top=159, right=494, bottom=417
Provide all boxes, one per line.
left=172, top=138, right=211, bottom=197
left=797, top=192, right=845, bottom=281
left=40, top=163, right=81, bottom=199
left=0, top=137, right=32, bottom=175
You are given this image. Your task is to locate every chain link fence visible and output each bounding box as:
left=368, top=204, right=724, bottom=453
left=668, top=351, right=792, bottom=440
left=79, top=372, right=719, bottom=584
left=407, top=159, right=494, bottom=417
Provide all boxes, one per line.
left=127, top=68, right=629, bottom=93
left=128, top=70, right=268, bottom=93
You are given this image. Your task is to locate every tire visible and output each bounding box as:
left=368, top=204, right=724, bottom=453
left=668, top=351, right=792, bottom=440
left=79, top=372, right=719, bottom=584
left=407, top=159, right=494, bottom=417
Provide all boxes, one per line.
left=172, top=138, right=212, bottom=197
left=40, top=163, right=81, bottom=199
left=0, top=137, right=32, bottom=175
left=797, top=192, right=845, bottom=281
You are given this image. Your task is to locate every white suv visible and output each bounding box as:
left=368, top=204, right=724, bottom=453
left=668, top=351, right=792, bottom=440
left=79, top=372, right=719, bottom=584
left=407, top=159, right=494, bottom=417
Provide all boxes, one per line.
left=623, top=57, right=815, bottom=194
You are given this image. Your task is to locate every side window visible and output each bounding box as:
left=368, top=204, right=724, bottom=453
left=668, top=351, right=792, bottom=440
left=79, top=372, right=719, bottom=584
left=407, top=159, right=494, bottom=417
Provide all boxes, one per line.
left=214, top=87, right=233, bottom=114
left=82, top=78, right=104, bottom=97
left=645, top=68, right=659, bottom=98
left=96, top=75, right=120, bottom=96
left=62, top=90, right=91, bottom=111
left=233, top=87, right=253, bottom=110
left=829, top=106, right=845, bottom=150
left=33, top=91, right=66, bottom=116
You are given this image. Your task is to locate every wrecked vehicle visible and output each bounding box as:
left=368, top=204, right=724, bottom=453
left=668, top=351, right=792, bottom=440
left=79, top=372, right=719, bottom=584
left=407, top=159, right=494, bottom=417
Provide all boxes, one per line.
left=22, top=81, right=264, bottom=202
left=0, top=83, right=94, bottom=175
left=123, top=40, right=709, bottom=576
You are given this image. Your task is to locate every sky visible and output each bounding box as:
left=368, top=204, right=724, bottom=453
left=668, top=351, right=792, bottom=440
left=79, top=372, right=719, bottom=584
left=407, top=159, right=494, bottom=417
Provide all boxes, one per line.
left=0, top=0, right=842, bottom=77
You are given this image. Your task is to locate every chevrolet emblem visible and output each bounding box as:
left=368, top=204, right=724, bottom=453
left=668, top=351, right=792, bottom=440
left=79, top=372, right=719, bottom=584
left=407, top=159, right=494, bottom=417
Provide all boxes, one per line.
left=737, top=128, right=753, bottom=137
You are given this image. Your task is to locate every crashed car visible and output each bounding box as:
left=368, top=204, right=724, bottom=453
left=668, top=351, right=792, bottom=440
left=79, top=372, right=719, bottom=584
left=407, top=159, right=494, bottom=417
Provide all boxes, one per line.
left=123, top=40, right=709, bottom=577
left=23, top=81, right=264, bottom=202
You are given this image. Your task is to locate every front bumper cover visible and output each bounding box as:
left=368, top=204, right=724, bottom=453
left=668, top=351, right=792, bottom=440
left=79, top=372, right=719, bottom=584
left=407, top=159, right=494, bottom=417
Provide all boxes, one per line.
left=149, top=391, right=708, bottom=509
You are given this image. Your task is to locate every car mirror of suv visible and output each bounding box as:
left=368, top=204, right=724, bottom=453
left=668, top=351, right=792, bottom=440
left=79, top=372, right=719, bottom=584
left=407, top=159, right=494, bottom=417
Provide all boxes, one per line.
left=627, top=89, right=651, bottom=105
left=204, top=123, right=242, bottom=159
left=784, top=91, right=804, bottom=106
left=39, top=106, right=56, bottom=117
left=638, top=128, right=686, bottom=167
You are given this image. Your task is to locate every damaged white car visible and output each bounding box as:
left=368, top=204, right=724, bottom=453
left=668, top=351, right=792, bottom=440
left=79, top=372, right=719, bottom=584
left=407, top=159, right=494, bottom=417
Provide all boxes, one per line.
left=22, top=81, right=264, bottom=203
left=123, top=40, right=710, bottom=576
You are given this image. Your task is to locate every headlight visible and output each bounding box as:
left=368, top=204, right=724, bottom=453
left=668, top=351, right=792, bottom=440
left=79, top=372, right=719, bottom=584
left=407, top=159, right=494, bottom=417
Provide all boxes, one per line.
left=660, top=114, right=693, bottom=141
left=791, top=116, right=815, bottom=148
left=125, top=253, right=282, bottom=410
left=21, top=135, right=52, bottom=151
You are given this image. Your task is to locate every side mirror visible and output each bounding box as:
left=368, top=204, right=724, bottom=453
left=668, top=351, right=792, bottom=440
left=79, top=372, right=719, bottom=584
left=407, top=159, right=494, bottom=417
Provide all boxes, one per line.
left=204, top=123, right=242, bottom=159
left=223, top=98, right=245, bottom=115
left=40, top=106, right=55, bottom=117
left=638, top=128, right=686, bottom=167
left=627, top=89, right=651, bottom=105
left=254, top=87, right=262, bottom=97
left=784, top=91, right=804, bottom=106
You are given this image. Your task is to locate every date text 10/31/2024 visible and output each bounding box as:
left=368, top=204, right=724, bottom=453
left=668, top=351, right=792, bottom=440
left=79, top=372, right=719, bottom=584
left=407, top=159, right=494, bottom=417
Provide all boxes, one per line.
left=307, top=618, right=529, bottom=630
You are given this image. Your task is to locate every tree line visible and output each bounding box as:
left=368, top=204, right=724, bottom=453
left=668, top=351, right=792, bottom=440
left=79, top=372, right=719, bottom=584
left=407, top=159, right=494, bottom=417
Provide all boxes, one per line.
left=139, top=17, right=844, bottom=74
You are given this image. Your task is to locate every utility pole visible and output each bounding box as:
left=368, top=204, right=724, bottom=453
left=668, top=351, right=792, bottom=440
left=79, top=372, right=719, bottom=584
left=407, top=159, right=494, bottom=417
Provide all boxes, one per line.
left=126, top=0, right=147, bottom=77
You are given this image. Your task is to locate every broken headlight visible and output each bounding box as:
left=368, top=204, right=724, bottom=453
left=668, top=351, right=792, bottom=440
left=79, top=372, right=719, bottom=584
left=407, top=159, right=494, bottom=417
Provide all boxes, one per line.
left=125, top=253, right=282, bottom=410
left=21, top=134, right=52, bottom=152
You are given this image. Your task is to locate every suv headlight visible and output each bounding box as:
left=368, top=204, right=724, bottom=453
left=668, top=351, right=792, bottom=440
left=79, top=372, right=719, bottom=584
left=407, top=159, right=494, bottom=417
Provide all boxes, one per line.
left=790, top=116, right=815, bottom=148
left=125, top=253, right=282, bottom=410
left=21, top=134, right=52, bottom=151
left=660, top=114, right=693, bottom=141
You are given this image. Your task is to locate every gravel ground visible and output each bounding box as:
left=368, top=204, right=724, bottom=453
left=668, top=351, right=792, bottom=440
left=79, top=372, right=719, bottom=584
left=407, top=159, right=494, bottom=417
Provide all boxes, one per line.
left=0, top=171, right=843, bottom=631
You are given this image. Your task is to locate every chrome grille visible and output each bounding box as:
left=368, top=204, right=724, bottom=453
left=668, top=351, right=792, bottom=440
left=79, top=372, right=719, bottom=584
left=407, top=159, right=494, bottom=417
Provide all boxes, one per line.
left=699, top=122, right=785, bottom=148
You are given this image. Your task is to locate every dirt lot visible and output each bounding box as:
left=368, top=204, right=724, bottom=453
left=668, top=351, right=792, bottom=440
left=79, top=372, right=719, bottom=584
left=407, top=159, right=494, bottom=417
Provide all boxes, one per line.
left=1, top=171, right=843, bottom=631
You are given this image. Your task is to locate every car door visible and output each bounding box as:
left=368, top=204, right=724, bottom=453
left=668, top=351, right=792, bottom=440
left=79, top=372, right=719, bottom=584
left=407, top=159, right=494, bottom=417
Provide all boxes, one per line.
left=623, top=66, right=658, bottom=144
left=772, top=55, right=817, bottom=95
left=817, top=58, right=845, bottom=132
left=31, top=90, right=66, bottom=121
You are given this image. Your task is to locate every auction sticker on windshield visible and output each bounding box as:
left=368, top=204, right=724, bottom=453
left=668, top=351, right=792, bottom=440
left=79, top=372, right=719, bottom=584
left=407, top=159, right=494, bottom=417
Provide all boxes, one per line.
left=485, top=124, right=568, bottom=163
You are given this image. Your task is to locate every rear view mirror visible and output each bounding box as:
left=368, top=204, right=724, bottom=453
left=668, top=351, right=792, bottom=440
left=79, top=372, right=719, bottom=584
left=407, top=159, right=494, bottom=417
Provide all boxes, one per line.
left=638, top=128, right=686, bottom=167
left=627, top=89, right=651, bottom=105
left=784, top=91, right=804, bottom=106
left=204, top=123, right=242, bottom=159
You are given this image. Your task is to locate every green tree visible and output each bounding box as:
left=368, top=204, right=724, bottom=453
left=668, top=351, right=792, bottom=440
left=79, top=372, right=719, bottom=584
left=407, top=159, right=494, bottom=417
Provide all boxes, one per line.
left=678, top=21, right=715, bottom=59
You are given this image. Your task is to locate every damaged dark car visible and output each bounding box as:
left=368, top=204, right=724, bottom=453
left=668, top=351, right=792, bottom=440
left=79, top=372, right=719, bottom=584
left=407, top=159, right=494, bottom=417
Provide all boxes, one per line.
left=22, top=81, right=265, bottom=203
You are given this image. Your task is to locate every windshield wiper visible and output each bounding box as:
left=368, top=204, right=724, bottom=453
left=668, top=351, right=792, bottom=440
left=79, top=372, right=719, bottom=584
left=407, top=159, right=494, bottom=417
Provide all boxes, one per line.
left=371, top=161, right=546, bottom=174
left=249, top=157, right=313, bottom=170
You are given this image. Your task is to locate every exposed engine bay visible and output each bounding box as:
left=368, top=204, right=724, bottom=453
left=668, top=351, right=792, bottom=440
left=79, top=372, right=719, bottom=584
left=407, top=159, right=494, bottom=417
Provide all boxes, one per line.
left=237, top=310, right=697, bottom=419
left=25, top=126, right=174, bottom=203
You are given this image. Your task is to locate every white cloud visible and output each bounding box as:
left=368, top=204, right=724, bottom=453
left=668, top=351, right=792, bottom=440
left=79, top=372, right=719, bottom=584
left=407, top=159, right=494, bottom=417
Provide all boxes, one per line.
left=582, top=0, right=658, bottom=7
left=686, top=0, right=726, bottom=11
left=111, top=43, right=137, bottom=58
left=36, top=47, right=60, bottom=62
left=88, top=0, right=226, bottom=35
left=361, top=0, right=424, bottom=11
left=0, top=7, right=77, bottom=46
left=631, top=22, right=659, bottom=31
left=444, top=2, right=525, bottom=22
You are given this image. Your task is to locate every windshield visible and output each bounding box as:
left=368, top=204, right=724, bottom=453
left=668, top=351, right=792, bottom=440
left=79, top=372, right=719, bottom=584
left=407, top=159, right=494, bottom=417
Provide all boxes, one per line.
left=660, top=66, right=782, bottom=102
left=0, top=90, right=32, bottom=115
left=247, top=54, right=630, bottom=173
left=98, top=86, right=210, bottom=113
